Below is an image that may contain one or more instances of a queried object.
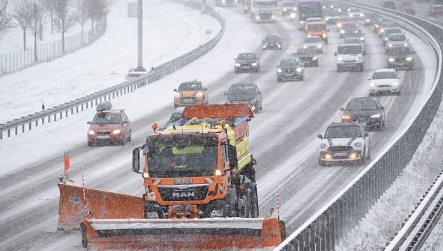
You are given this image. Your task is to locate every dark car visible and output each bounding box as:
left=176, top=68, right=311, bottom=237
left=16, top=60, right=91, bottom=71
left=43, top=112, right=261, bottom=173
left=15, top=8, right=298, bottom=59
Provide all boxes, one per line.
left=342, top=28, right=365, bottom=43
left=281, top=1, right=297, bottom=16
left=339, top=23, right=359, bottom=38
left=262, top=35, right=283, bottom=50
left=234, top=53, right=260, bottom=73
left=294, top=48, right=318, bottom=67
left=400, top=6, right=416, bottom=16
left=340, top=97, right=385, bottom=131
left=162, top=106, right=185, bottom=129
left=87, top=101, right=132, bottom=146
left=387, top=46, right=415, bottom=69
left=364, top=12, right=379, bottom=26
left=276, top=57, right=305, bottom=82
left=225, top=82, right=263, bottom=112
left=381, top=0, right=396, bottom=10
left=373, top=17, right=391, bottom=33
left=381, top=27, right=403, bottom=46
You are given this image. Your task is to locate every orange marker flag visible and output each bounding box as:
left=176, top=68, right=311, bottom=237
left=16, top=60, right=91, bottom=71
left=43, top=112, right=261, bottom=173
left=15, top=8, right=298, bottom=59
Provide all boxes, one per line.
left=64, top=152, right=70, bottom=171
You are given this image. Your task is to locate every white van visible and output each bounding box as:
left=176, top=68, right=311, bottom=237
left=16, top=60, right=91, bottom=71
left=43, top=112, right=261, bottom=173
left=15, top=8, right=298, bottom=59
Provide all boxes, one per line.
left=334, top=43, right=365, bottom=72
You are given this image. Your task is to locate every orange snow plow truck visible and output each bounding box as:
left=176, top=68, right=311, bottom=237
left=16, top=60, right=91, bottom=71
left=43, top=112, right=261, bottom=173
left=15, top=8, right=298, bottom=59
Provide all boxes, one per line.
left=57, top=104, right=285, bottom=250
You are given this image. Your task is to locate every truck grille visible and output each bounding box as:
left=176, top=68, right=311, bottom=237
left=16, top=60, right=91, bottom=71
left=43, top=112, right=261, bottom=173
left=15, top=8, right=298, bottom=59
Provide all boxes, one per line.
left=158, top=185, right=208, bottom=201
left=259, top=13, right=272, bottom=20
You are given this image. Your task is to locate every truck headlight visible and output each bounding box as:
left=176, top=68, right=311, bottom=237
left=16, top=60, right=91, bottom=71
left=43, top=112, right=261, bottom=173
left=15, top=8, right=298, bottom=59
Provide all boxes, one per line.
left=112, top=129, right=122, bottom=135
left=356, top=57, right=360, bottom=61
left=337, top=56, right=343, bottom=61
left=88, top=130, right=96, bottom=135
left=388, top=43, right=393, bottom=47
left=388, top=58, right=395, bottom=62
left=406, top=56, right=412, bottom=61
left=371, top=114, right=381, bottom=118
left=322, top=33, right=327, bottom=38
left=252, top=62, right=258, bottom=66
left=340, top=30, right=345, bottom=34
left=277, top=68, right=282, bottom=73
left=296, top=67, right=302, bottom=72
left=272, top=15, right=275, bottom=19
left=312, top=56, right=318, bottom=61
left=360, top=37, right=365, bottom=41
left=317, top=44, right=322, bottom=48
left=303, top=45, right=308, bottom=49
left=370, top=82, right=376, bottom=87
left=196, top=92, right=203, bottom=98
left=235, top=63, right=241, bottom=67
left=290, top=13, right=296, bottom=18
left=360, top=13, right=364, bottom=17
left=366, top=19, right=370, bottom=22
left=392, top=81, right=398, bottom=86
left=283, top=8, right=287, bottom=11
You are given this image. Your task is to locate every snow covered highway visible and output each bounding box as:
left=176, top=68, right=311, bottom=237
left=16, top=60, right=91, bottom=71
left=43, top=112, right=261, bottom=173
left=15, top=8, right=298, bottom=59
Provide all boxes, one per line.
left=0, top=0, right=440, bottom=250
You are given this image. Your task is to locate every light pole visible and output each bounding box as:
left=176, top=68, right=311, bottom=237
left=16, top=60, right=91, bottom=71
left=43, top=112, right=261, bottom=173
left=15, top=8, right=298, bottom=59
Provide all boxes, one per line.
left=135, top=0, right=145, bottom=72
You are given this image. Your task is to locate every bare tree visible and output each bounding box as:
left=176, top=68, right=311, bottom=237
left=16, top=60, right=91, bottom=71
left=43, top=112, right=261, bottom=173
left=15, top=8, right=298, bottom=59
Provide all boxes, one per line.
left=0, top=0, right=13, bottom=42
left=13, top=0, right=33, bottom=50
left=45, top=0, right=57, bottom=34
left=84, top=0, right=112, bottom=36
left=30, top=0, right=47, bottom=61
left=73, top=0, right=88, bottom=45
left=53, top=0, right=75, bottom=53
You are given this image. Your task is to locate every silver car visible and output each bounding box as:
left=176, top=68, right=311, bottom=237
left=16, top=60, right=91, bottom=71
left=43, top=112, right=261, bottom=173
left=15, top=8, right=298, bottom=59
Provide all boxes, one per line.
left=302, top=36, right=323, bottom=54
left=368, top=68, right=401, bottom=96
left=386, top=33, right=409, bottom=51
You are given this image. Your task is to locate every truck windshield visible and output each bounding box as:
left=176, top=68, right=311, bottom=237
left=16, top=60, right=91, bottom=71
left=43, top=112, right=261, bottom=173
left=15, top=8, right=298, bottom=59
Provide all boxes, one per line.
left=146, top=134, right=219, bottom=178
left=298, top=2, right=322, bottom=19
left=254, top=1, right=275, bottom=7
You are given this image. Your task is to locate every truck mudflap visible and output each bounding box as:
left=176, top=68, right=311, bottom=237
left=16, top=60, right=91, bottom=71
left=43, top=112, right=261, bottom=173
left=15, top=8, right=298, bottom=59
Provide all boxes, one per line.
left=57, top=183, right=144, bottom=230
left=81, top=217, right=283, bottom=250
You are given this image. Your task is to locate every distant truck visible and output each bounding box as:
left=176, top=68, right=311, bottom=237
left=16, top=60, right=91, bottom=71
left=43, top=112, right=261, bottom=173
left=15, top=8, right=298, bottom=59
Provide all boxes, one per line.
left=297, top=0, right=323, bottom=30
left=250, top=0, right=277, bottom=22
left=215, top=0, right=237, bottom=6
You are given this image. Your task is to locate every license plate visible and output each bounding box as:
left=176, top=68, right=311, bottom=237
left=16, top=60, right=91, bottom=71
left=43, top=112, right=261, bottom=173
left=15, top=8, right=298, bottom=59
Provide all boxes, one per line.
left=334, top=152, right=348, bottom=156
left=285, top=74, right=293, bottom=77
left=97, top=135, right=110, bottom=139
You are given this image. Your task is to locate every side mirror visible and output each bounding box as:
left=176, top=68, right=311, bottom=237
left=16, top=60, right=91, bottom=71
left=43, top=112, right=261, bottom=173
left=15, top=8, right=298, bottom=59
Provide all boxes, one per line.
left=340, top=107, right=345, bottom=111
left=87, top=121, right=92, bottom=125
left=380, top=106, right=385, bottom=110
left=132, top=147, right=143, bottom=174
left=173, top=89, right=177, bottom=92
left=204, top=87, right=207, bottom=91
left=364, top=132, right=369, bottom=137
left=317, top=134, right=323, bottom=139
left=334, top=52, right=337, bottom=56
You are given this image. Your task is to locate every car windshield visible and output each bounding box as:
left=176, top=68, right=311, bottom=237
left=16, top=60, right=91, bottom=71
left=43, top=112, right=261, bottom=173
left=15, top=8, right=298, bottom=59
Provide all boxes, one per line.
left=283, top=2, right=295, bottom=7
left=381, top=22, right=396, bottom=28
left=146, top=136, right=218, bottom=178
left=280, top=59, right=300, bottom=67
left=387, top=47, right=412, bottom=55
left=389, top=34, right=406, bottom=41
left=92, top=113, right=122, bottom=124
left=346, top=29, right=363, bottom=35
left=307, top=23, right=327, bottom=31
left=372, top=71, right=397, bottom=79
left=341, top=23, right=358, bottom=30
left=346, top=100, right=378, bottom=111
left=178, top=82, right=202, bottom=91
left=265, top=36, right=279, bottom=42
left=338, top=45, right=361, bottom=54
left=297, top=48, right=315, bottom=55
left=304, top=37, right=321, bottom=43
left=237, top=54, right=256, bottom=60
left=229, top=84, right=256, bottom=94
left=254, top=1, right=275, bottom=7
left=324, top=126, right=362, bottom=138
left=345, top=38, right=361, bottom=44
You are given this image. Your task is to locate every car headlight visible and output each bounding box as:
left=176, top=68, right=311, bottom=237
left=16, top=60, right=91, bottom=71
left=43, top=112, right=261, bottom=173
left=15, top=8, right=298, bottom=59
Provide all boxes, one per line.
left=256, top=15, right=260, bottom=19
left=384, top=37, right=388, bottom=41
left=388, top=58, right=395, bottom=62
left=283, top=8, right=287, bottom=11
left=296, top=67, right=302, bottom=72
left=380, top=29, right=384, bottom=33
left=371, top=114, right=381, bottom=118
left=340, top=30, right=345, bottom=34
left=263, top=45, right=267, bottom=48
left=337, top=56, right=343, bottom=61
left=272, top=15, right=275, bottom=19
left=370, top=82, right=376, bottom=87
left=360, top=37, right=365, bottom=41
left=312, top=56, right=318, bottom=61
left=196, top=92, right=203, bottom=98
left=235, top=63, right=241, bottom=67
left=303, top=45, right=308, bottom=49
left=326, top=17, right=330, bottom=21
left=337, top=23, right=342, bottom=28
left=277, top=68, right=282, bottom=73
left=319, top=143, right=327, bottom=148
left=300, top=20, right=305, bottom=24
left=322, top=33, right=327, bottom=38
left=406, top=56, right=413, bottom=61
left=360, top=13, right=364, bottom=17
left=354, top=142, right=363, bottom=148
left=392, top=81, right=399, bottom=86
left=404, top=43, right=408, bottom=47
left=251, top=62, right=258, bottom=66
left=278, top=44, right=281, bottom=48
left=388, top=43, right=393, bottom=47
left=88, top=130, right=96, bottom=135
left=290, top=13, right=296, bottom=18
left=174, top=93, right=180, bottom=98
left=366, top=19, right=370, bottom=22
left=341, top=114, right=352, bottom=121
left=317, top=44, right=322, bottom=48
left=112, top=129, right=122, bottom=135
left=356, top=57, right=360, bottom=61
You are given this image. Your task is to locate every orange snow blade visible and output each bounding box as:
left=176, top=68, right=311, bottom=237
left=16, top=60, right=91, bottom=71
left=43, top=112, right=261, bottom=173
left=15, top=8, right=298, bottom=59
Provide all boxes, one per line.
left=82, top=218, right=282, bottom=250
left=57, top=183, right=144, bottom=230
left=183, top=104, right=254, bottom=119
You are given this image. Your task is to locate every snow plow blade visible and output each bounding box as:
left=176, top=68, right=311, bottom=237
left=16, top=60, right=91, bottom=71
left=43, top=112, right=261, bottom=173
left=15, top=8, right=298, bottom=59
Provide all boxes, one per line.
left=81, top=217, right=283, bottom=250
left=57, top=183, right=144, bottom=230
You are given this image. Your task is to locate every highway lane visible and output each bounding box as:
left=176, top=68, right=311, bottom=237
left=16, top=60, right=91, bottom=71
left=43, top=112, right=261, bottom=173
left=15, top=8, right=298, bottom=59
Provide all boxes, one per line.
left=0, top=4, right=438, bottom=251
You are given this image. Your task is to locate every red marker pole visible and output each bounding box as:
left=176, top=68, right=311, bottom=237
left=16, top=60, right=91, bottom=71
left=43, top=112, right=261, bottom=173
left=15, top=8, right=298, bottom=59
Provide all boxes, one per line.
left=63, top=152, right=71, bottom=183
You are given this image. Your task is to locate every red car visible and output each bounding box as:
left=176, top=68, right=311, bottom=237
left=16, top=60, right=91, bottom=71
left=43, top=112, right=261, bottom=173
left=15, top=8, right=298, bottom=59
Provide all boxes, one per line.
left=87, top=102, right=132, bottom=146
left=429, top=5, right=443, bottom=16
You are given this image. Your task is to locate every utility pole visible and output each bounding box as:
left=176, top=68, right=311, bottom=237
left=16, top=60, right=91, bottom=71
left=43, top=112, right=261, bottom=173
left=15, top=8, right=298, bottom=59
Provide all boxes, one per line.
left=135, top=0, right=145, bottom=72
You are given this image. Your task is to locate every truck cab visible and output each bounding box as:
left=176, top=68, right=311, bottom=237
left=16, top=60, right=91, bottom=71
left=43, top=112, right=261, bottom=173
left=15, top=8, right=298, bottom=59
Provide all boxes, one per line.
left=305, top=21, right=329, bottom=43
left=250, top=0, right=276, bottom=22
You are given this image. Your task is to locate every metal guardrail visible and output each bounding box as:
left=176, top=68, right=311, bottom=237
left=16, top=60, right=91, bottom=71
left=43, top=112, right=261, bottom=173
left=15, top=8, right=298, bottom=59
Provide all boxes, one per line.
left=274, top=2, right=443, bottom=250
left=0, top=0, right=225, bottom=140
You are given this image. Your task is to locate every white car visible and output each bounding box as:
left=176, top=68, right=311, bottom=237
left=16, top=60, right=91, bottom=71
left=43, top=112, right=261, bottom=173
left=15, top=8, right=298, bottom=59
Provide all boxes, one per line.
left=386, top=33, right=409, bottom=51
left=368, top=68, right=401, bottom=96
left=335, top=43, right=365, bottom=72
left=302, top=36, right=323, bottom=53
left=317, top=122, right=370, bottom=166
